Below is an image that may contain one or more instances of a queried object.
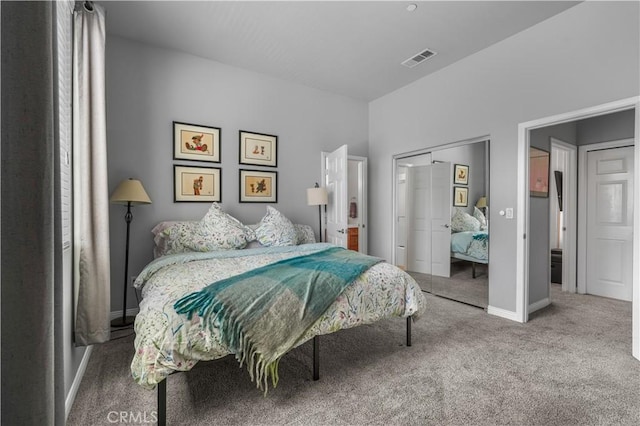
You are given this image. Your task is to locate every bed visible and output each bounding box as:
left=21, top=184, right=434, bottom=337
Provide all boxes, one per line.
left=450, top=230, right=488, bottom=278
left=131, top=205, right=426, bottom=425
left=449, top=206, right=489, bottom=279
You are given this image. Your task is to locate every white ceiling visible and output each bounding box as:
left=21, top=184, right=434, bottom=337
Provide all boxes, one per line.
left=102, top=1, right=580, bottom=101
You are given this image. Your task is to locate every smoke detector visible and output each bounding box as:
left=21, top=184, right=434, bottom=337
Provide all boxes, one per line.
left=401, top=48, right=437, bottom=68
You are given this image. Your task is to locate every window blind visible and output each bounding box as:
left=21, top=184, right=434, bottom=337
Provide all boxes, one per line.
left=56, top=0, right=73, bottom=249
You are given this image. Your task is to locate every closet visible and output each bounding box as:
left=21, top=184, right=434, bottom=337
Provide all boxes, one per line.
left=393, top=138, right=489, bottom=308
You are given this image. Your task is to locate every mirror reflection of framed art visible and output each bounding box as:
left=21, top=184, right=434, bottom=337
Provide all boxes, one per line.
left=454, top=164, right=469, bottom=185
left=453, top=186, right=468, bottom=207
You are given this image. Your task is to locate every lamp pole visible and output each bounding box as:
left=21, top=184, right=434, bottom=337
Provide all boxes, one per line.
left=115, top=201, right=133, bottom=327
left=318, top=204, right=322, bottom=243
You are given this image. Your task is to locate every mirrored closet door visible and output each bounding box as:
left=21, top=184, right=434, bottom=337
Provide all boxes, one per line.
left=393, top=139, right=489, bottom=308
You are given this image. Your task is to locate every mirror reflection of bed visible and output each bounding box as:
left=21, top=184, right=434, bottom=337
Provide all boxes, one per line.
left=393, top=138, right=489, bottom=309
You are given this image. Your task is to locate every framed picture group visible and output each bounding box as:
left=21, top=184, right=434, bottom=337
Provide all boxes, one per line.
left=453, top=163, right=470, bottom=207
left=172, top=121, right=278, bottom=203
left=238, top=130, right=278, bottom=203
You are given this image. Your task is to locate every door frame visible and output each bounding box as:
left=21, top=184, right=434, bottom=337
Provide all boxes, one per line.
left=391, top=149, right=432, bottom=267
left=349, top=155, right=368, bottom=254
left=577, top=139, right=635, bottom=295
left=549, top=137, right=578, bottom=294
left=516, top=96, right=640, bottom=361
left=320, top=151, right=368, bottom=252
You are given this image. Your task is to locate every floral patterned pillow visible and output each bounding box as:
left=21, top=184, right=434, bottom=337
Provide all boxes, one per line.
left=153, top=221, right=199, bottom=257
left=451, top=208, right=481, bottom=233
left=294, top=224, right=316, bottom=244
left=473, top=206, right=487, bottom=230
left=255, top=206, right=298, bottom=247
left=182, top=203, right=255, bottom=252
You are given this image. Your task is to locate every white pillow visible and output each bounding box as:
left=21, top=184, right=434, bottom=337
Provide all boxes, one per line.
left=473, top=206, right=487, bottom=230
left=451, top=208, right=481, bottom=233
left=182, top=203, right=255, bottom=251
left=255, top=206, right=298, bottom=247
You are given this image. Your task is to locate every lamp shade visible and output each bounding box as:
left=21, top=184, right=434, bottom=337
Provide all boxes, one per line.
left=110, top=178, right=152, bottom=205
left=307, top=187, right=328, bottom=206
left=475, top=196, right=487, bottom=209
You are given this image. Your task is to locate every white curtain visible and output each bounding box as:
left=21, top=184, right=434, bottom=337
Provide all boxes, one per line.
left=73, top=1, right=111, bottom=345
left=2, top=1, right=65, bottom=423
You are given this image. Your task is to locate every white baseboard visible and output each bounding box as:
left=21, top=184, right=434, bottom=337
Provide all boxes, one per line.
left=65, top=345, right=93, bottom=421
left=487, top=305, right=521, bottom=322
left=528, top=297, right=551, bottom=314
left=110, top=307, right=140, bottom=320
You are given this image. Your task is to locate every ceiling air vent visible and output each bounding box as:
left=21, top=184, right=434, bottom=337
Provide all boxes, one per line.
left=401, top=48, right=437, bottom=68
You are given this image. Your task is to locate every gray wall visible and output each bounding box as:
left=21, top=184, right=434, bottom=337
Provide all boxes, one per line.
left=577, top=109, right=636, bottom=145
left=368, top=1, right=639, bottom=313
left=432, top=141, right=487, bottom=216
left=528, top=122, right=577, bottom=306
left=106, top=36, right=369, bottom=312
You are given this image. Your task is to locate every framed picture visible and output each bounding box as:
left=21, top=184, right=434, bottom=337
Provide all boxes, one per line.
left=239, top=169, right=277, bottom=203
left=239, top=130, right=277, bottom=167
left=530, top=146, right=550, bottom=197
left=454, top=164, right=469, bottom=185
left=174, top=165, right=221, bottom=202
left=453, top=186, right=468, bottom=207
left=173, top=121, right=221, bottom=163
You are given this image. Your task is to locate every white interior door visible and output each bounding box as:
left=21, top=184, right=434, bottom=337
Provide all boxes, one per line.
left=395, top=166, right=408, bottom=269
left=431, top=162, right=452, bottom=278
left=586, top=146, right=634, bottom=301
left=550, top=138, right=578, bottom=294
left=407, top=166, right=431, bottom=274
left=325, top=145, right=348, bottom=247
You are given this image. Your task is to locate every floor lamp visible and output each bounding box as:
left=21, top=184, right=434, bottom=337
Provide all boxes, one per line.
left=307, top=183, right=328, bottom=242
left=110, top=178, right=152, bottom=327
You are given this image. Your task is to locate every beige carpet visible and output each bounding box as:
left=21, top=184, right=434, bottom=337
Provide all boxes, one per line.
left=68, top=285, right=639, bottom=425
left=409, top=260, right=488, bottom=308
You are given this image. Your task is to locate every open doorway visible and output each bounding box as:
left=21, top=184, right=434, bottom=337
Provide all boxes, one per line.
left=528, top=111, right=634, bottom=314
left=516, top=97, right=640, bottom=361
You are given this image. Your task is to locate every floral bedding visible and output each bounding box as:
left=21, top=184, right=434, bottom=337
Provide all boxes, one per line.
left=131, top=243, right=426, bottom=390
left=451, top=231, right=489, bottom=262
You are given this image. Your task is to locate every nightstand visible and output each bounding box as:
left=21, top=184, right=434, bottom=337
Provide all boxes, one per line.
left=348, top=227, right=359, bottom=252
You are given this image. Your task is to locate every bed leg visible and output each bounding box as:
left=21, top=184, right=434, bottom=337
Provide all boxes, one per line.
left=472, top=262, right=477, bottom=279
left=406, top=316, right=412, bottom=347
left=313, top=335, right=320, bottom=381
left=158, top=379, right=166, bottom=426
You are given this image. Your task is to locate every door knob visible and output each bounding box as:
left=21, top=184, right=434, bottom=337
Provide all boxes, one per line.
left=443, top=224, right=450, bottom=228
left=337, top=229, right=345, bottom=234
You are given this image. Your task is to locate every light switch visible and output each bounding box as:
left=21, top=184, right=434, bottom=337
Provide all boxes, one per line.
left=505, top=208, right=514, bottom=219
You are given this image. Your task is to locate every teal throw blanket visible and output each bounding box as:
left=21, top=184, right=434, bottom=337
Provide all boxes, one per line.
left=174, top=246, right=381, bottom=392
